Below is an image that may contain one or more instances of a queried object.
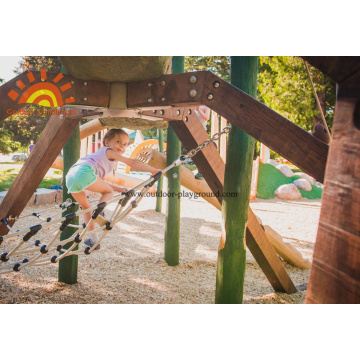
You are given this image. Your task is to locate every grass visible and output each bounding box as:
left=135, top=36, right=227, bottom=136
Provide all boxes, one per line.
left=0, top=165, right=62, bottom=191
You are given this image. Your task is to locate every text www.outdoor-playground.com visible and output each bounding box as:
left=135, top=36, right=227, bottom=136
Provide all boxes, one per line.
left=139, top=190, right=237, bottom=200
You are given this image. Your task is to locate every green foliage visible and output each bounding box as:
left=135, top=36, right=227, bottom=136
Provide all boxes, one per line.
left=185, top=56, right=230, bottom=81
left=15, top=56, right=61, bottom=74
left=1, top=105, right=49, bottom=148
left=0, top=129, right=22, bottom=154
left=258, top=56, right=335, bottom=132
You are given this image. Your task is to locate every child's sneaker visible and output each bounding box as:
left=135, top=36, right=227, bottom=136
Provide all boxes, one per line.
left=195, top=172, right=204, bottom=180
left=84, top=234, right=100, bottom=250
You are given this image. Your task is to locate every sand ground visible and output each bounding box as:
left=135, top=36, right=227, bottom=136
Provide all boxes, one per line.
left=0, top=191, right=321, bottom=304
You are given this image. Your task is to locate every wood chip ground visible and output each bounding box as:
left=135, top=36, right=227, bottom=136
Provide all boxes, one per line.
left=0, top=195, right=321, bottom=304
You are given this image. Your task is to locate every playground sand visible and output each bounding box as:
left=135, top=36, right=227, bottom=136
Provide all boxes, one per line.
left=0, top=194, right=321, bottom=304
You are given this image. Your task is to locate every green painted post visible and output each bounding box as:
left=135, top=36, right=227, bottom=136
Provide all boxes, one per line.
left=215, top=56, right=258, bottom=304
left=164, top=56, right=183, bottom=266
left=58, top=65, right=80, bottom=284
left=155, top=129, right=164, bottom=212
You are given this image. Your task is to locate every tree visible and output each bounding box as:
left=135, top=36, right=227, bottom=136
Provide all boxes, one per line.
left=185, top=56, right=336, bottom=132
left=185, top=56, right=230, bottom=81
left=1, top=57, right=62, bottom=149
left=15, top=56, right=61, bottom=73
left=257, top=56, right=335, bottom=132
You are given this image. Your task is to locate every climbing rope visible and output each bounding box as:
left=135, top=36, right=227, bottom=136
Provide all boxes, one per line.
left=0, top=124, right=232, bottom=274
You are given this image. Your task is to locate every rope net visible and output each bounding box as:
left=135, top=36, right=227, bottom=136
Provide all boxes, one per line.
left=0, top=125, right=231, bottom=275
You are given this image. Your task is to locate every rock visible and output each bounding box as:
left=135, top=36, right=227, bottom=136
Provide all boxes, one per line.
left=35, top=188, right=57, bottom=205
left=293, top=179, right=312, bottom=192
left=267, top=159, right=279, bottom=166
left=0, top=191, right=35, bottom=205
left=276, top=164, right=294, bottom=177
left=274, top=184, right=302, bottom=200
left=55, top=190, right=63, bottom=203
left=296, top=172, right=315, bottom=185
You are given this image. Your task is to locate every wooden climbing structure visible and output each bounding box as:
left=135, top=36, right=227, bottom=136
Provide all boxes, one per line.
left=0, top=56, right=359, bottom=303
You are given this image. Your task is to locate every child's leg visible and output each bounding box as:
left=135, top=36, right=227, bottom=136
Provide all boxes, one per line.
left=71, top=191, right=96, bottom=231
left=70, top=178, right=114, bottom=232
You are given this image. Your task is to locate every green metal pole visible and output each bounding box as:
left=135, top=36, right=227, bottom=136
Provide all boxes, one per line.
left=155, top=129, right=164, bottom=212
left=215, top=56, right=258, bottom=304
left=58, top=65, right=80, bottom=284
left=164, top=56, right=184, bottom=266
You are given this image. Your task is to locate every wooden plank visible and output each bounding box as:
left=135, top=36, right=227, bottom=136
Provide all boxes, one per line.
left=128, top=71, right=329, bottom=183
left=170, top=114, right=297, bottom=293
left=219, top=116, right=227, bottom=162
left=0, top=71, right=110, bottom=122
left=306, top=91, right=360, bottom=303
left=246, top=216, right=297, bottom=293
left=0, top=110, right=94, bottom=236
left=302, top=56, right=360, bottom=84
left=211, top=111, right=220, bottom=149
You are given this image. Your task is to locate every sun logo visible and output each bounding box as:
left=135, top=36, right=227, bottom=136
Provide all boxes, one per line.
left=7, top=69, right=75, bottom=108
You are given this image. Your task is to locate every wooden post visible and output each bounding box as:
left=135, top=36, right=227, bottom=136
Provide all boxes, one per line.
left=58, top=65, right=80, bottom=284
left=164, top=56, right=183, bottom=266
left=306, top=79, right=360, bottom=303
left=155, top=129, right=164, bottom=212
left=216, top=56, right=258, bottom=304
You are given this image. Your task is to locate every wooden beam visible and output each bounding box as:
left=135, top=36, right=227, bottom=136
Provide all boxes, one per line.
left=302, top=56, right=360, bottom=84
left=128, top=71, right=329, bottom=183
left=0, top=110, right=97, bottom=236
left=306, top=73, right=360, bottom=303
left=0, top=71, right=110, bottom=122
left=169, top=114, right=297, bottom=294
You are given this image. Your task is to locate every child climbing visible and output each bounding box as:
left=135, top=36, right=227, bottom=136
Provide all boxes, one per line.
left=66, top=129, right=160, bottom=249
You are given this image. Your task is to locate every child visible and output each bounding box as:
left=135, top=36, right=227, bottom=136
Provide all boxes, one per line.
left=66, top=129, right=160, bottom=249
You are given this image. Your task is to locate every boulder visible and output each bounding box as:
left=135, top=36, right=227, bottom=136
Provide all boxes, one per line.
left=35, top=188, right=57, bottom=205
left=267, top=159, right=279, bottom=166
left=293, top=178, right=312, bottom=192
left=275, top=184, right=302, bottom=200
left=296, top=172, right=315, bottom=185
left=276, top=164, right=294, bottom=177
left=0, top=191, right=35, bottom=206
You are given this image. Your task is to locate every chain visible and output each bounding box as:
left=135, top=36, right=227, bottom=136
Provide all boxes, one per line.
left=182, top=124, right=232, bottom=159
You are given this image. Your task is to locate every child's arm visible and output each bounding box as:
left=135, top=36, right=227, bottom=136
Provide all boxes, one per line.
left=106, top=149, right=161, bottom=175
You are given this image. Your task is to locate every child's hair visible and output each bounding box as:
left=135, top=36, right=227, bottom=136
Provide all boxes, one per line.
left=103, top=129, right=129, bottom=146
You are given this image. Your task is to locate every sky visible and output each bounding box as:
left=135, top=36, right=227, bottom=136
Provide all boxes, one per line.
left=0, top=56, right=22, bottom=82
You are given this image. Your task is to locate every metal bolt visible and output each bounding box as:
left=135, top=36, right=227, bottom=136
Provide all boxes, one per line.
left=148, top=82, right=153, bottom=87
left=160, top=110, right=164, bottom=115
left=84, top=98, right=88, bottom=101
left=188, top=109, right=192, bottom=115
left=161, top=97, right=166, bottom=102
left=161, top=80, right=166, bottom=86
left=177, top=110, right=181, bottom=115
left=189, top=89, right=197, bottom=97
left=207, top=93, right=214, bottom=100
left=185, top=116, right=188, bottom=122
left=172, top=173, right=178, bottom=179
left=148, top=98, right=153, bottom=103
left=213, top=81, right=220, bottom=88
left=71, top=81, right=75, bottom=85
left=189, top=76, right=197, bottom=84
left=84, top=82, right=87, bottom=86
